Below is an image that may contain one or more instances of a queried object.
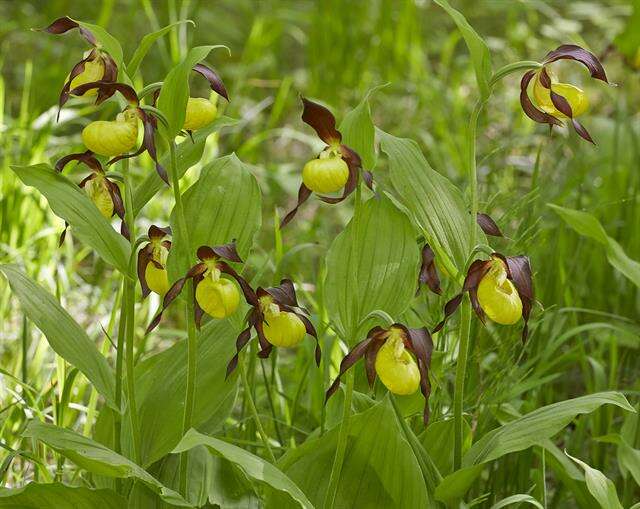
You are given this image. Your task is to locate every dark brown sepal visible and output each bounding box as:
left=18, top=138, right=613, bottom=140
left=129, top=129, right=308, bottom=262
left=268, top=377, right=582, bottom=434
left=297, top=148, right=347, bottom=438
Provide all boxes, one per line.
left=39, top=17, right=96, bottom=46
left=280, top=183, right=312, bottom=228
left=105, top=179, right=129, bottom=240
left=193, top=63, right=229, bottom=101
left=137, top=244, right=153, bottom=298
left=404, top=326, right=434, bottom=425
left=58, top=222, right=70, bottom=247
left=543, top=44, right=609, bottom=83
left=301, top=97, right=342, bottom=145
left=96, top=53, right=119, bottom=104
left=69, top=81, right=139, bottom=107
left=419, top=244, right=442, bottom=295
left=295, top=312, right=321, bottom=366
left=226, top=319, right=255, bottom=379
left=520, top=71, right=563, bottom=127
left=218, top=261, right=258, bottom=307
left=325, top=335, right=375, bottom=401
left=148, top=225, right=171, bottom=239
left=55, top=150, right=100, bottom=173
left=504, top=255, right=534, bottom=343
left=476, top=213, right=503, bottom=237
left=264, top=279, right=299, bottom=308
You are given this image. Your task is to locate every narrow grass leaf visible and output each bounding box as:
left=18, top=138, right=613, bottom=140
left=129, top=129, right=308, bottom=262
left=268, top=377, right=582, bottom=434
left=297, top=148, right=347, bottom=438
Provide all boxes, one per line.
left=23, top=422, right=191, bottom=507
left=0, top=265, right=116, bottom=408
left=490, top=494, right=544, bottom=509
left=11, top=164, right=130, bottom=274
left=173, top=429, right=313, bottom=509
left=0, top=483, right=126, bottom=509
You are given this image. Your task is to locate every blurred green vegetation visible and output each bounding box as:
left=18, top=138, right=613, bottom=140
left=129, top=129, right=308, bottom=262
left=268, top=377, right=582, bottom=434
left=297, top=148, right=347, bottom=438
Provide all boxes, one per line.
left=1, top=0, right=639, bottom=506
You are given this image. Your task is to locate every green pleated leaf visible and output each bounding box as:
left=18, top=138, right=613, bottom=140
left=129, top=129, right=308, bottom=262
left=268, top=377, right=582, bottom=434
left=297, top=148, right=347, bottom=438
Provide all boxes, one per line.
left=11, top=164, right=130, bottom=274
left=0, top=483, right=126, bottom=509
left=378, top=130, right=472, bottom=276
left=435, top=391, right=634, bottom=502
left=167, top=153, right=262, bottom=281
left=158, top=45, right=229, bottom=138
left=173, top=429, right=313, bottom=509
left=23, top=421, right=191, bottom=507
left=266, top=398, right=434, bottom=508
left=133, top=319, right=240, bottom=467
left=324, top=195, right=420, bottom=340
left=565, top=452, right=623, bottom=509
left=549, top=204, right=640, bottom=288
left=0, top=265, right=115, bottom=408
left=339, top=94, right=377, bottom=170
left=126, top=20, right=195, bottom=77
left=132, top=116, right=239, bottom=216
left=432, top=0, right=492, bottom=99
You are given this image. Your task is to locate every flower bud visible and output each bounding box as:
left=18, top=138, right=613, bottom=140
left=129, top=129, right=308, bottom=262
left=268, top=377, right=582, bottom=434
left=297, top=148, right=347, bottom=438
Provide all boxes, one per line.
left=183, top=97, right=217, bottom=131
left=82, top=109, right=139, bottom=157
left=532, top=72, right=588, bottom=119
left=195, top=272, right=240, bottom=319
left=68, top=57, right=105, bottom=97
left=477, top=258, right=523, bottom=325
left=302, top=155, right=349, bottom=194
left=144, top=243, right=170, bottom=296
left=84, top=176, right=113, bottom=219
left=374, top=329, right=420, bottom=395
left=259, top=296, right=306, bottom=347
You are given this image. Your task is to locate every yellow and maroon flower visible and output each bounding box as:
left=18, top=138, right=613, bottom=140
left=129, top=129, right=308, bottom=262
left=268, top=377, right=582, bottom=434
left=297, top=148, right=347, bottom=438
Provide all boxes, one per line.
left=226, top=279, right=320, bottom=377
left=55, top=151, right=127, bottom=244
left=520, top=44, right=609, bottom=143
left=280, top=98, right=373, bottom=227
left=146, top=242, right=252, bottom=332
left=326, top=324, right=434, bottom=424
left=433, top=253, right=534, bottom=342
left=182, top=64, right=229, bottom=132
left=40, top=17, right=118, bottom=118
left=137, top=226, right=172, bottom=298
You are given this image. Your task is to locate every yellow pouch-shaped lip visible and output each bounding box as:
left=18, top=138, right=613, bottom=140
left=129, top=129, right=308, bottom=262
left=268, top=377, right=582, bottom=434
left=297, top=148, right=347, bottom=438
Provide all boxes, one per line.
left=302, top=156, right=349, bottom=194
left=82, top=111, right=139, bottom=157
left=262, top=311, right=306, bottom=348
left=375, top=335, right=420, bottom=396
left=195, top=277, right=240, bottom=319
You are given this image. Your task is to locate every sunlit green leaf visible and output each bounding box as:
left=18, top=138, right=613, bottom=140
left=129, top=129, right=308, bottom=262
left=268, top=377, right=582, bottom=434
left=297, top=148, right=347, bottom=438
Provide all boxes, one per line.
left=565, top=451, right=623, bottom=509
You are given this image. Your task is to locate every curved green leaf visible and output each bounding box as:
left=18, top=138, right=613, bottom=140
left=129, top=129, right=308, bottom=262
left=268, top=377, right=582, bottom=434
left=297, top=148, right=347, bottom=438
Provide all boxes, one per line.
left=339, top=93, right=377, bottom=170
left=490, top=494, right=544, bottom=509
left=0, top=483, right=125, bottom=509
left=378, top=130, right=472, bottom=276
left=167, top=153, right=262, bottom=281
left=0, top=264, right=115, bottom=408
left=133, top=319, right=240, bottom=467
left=565, top=451, right=623, bottom=509
left=266, top=398, right=433, bottom=508
left=158, top=45, right=229, bottom=138
left=432, top=0, right=492, bottom=99
left=76, top=20, right=124, bottom=69
left=23, top=421, right=191, bottom=507
left=126, top=20, right=195, bottom=77
left=173, top=429, right=313, bottom=509
left=11, top=164, right=130, bottom=274
left=132, top=116, right=239, bottom=216
left=324, top=195, right=420, bottom=340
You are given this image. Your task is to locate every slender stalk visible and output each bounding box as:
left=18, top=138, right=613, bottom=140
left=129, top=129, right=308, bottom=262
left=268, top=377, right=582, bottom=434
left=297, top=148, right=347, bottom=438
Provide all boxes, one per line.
left=166, top=141, right=199, bottom=494
left=114, top=278, right=126, bottom=456
left=239, top=355, right=276, bottom=463
left=453, top=100, right=483, bottom=471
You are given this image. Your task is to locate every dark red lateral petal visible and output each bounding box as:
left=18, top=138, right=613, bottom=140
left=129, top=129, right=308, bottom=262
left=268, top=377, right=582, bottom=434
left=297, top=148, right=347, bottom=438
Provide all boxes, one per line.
left=280, top=183, right=312, bottom=228
left=364, top=337, right=384, bottom=389
left=520, top=71, right=563, bottom=127
left=192, top=273, right=206, bottom=330
left=105, top=180, right=129, bottom=240
left=226, top=320, right=255, bottom=379
left=317, top=150, right=359, bottom=205
left=58, top=51, right=96, bottom=118
left=505, top=255, right=534, bottom=343
left=549, top=90, right=574, bottom=119
left=301, top=97, right=342, bottom=144
left=55, top=150, right=101, bottom=173
left=405, top=327, right=434, bottom=425
left=218, top=261, right=258, bottom=307
left=419, top=244, right=442, bottom=295
left=69, top=81, right=139, bottom=106
left=96, top=53, right=119, bottom=104
left=571, top=119, right=595, bottom=144
left=137, top=245, right=153, bottom=298
left=58, top=222, right=70, bottom=247
left=476, top=213, right=503, bottom=237
left=295, top=312, right=321, bottom=366
left=432, top=294, right=463, bottom=334
left=325, top=336, right=374, bottom=401
left=544, top=44, right=609, bottom=83
left=193, top=63, right=229, bottom=101
left=463, top=259, right=491, bottom=291
left=255, top=319, right=273, bottom=359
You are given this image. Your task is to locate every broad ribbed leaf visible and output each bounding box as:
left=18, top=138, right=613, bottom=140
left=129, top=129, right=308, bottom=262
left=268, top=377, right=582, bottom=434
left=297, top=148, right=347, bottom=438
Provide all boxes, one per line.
left=11, top=164, right=130, bottom=274
left=565, top=452, right=623, bottom=509
left=0, top=483, right=125, bottom=509
left=132, top=116, right=238, bottom=216
left=378, top=131, right=472, bottom=275
left=432, top=0, right=492, bottom=99
left=126, top=20, right=194, bottom=77
left=266, top=398, right=433, bottom=508
left=339, top=95, right=376, bottom=170
left=0, top=265, right=115, bottom=408
left=158, top=45, right=228, bottom=138
left=435, top=392, right=634, bottom=502
left=133, top=319, right=240, bottom=467
left=324, top=195, right=420, bottom=340
left=167, top=153, right=262, bottom=281
left=173, top=429, right=313, bottom=509
left=23, top=422, right=190, bottom=507
left=549, top=204, right=640, bottom=288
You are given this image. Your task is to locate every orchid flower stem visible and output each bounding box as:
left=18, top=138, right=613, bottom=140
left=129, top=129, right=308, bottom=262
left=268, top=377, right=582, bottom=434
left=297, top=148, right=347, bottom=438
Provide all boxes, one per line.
left=453, top=99, right=484, bottom=471
left=240, top=353, right=276, bottom=463
left=114, top=277, right=126, bottom=493
left=167, top=140, right=198, bottom=495
left=122, top=160, right=140, bottom=464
